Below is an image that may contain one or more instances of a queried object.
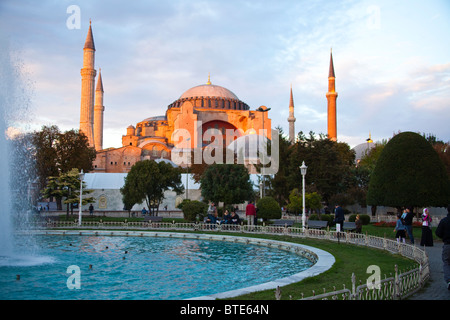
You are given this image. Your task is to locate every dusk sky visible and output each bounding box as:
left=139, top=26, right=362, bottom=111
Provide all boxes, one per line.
left=1, top=0, right=449, bottom=149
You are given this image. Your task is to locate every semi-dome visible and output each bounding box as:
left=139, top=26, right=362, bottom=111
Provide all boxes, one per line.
left=180, top=83, right=239, bottom=100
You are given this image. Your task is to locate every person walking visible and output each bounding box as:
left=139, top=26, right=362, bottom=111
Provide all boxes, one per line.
left=435, top=205, right=450, bottom=290
left=403, top=207, right=415, bottom=245
left=420, top=208, right=433, bottom=247
left=334, top=204, right=344, bottom=232
left=245, top=200, right=256, bottom=227
left=394, top=213, right=406, bottom=243
left=89, top=204, right=94, bottom=216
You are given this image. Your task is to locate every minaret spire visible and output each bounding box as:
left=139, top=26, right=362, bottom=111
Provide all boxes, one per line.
left=328, top=48, right=335, bottom=78
left=287, top=84, right=296, bottom=144
left=326, top=49, right=338, bottom=141
left=94, top=68, right=104, bottom=151
left=80, top=20, right=97, bottom=148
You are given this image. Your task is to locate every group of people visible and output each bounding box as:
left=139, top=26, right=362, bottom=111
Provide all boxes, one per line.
left=205, top=202, right=241, bottom=225
left=393, top=205, right=450, bottom=291
left=393, top=207, right=434, bottom=246
left=204, top=201, right=258, bottom=226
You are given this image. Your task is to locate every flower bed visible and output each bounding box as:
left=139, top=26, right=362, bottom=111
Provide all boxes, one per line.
left=373, top=221, right=422, bottom=228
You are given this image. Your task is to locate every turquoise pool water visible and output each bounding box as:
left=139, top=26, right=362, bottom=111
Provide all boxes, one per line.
left=0, top=235, right=313, bottom=300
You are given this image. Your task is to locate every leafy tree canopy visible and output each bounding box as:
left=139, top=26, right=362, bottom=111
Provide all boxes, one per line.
left=200, top=163, right=253, bottom=207
left=367, top=131, right=450, bottom=208
left=32, top=125, right=96, bottom=192
left=121, top=160, right=184, bottom=215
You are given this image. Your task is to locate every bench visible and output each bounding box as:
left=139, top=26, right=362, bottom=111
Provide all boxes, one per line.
left=343, top=222, right=356, bottom=231
left=144, top=216, right=163, bottom=222
left=272, top=219, right=295, bottom=227
left=307, top=220, right=328, bottom=229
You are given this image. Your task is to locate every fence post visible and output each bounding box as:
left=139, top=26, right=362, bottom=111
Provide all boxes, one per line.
left=394, top=265, right=399, bottom=300
left=351, top=273, right=356, bottom=300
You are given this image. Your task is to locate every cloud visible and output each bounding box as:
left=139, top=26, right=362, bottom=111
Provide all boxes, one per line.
left=1, top=0, right=449, bottom=150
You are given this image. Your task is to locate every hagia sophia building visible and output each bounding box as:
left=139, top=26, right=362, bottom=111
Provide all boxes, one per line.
left=79, top=22, right=338, bottom=174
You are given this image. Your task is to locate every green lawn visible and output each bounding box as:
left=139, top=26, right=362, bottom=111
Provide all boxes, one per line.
left=215, top=234, right=417, bottom=300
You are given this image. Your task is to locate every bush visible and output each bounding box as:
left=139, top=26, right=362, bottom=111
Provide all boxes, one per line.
left=309, top=214, right=334, bottom=225
left=176, top=199, right=190, bottom=210
left=349, top=214, right=371, bottom=225
left=181, top=200, right=208, bottom=222
left=256, top=196, right=281, bottom=221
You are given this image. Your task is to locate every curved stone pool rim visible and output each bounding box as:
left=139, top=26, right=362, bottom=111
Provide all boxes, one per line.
left=34, top=229, right=335, bottom=300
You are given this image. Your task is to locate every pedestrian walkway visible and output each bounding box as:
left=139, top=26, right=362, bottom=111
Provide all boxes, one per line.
left=409, top=241, right=450, bottom=300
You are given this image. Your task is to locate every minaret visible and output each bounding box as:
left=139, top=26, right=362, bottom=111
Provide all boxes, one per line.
left=326, top=49, right=338, bottom=141
left=80, top=20, right=97, bottom=148
left=287, top=84, right=296, bottom=144
left=94, top=68, right=104, bottom=151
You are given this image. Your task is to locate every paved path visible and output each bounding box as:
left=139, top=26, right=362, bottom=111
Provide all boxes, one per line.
left=409, top=241, right=450, bottom=300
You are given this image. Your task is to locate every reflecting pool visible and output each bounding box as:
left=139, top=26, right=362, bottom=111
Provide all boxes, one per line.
left=0, top=235, right=313, bottom=300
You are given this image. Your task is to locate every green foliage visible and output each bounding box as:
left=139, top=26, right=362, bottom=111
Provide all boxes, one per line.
left=367, top=131, right=450, bottom=208
left=256, top=196, right=281, bottom=220
left=348, top=214, right=371, bottom=225
left=42, top=168, right=94, bottom=215
left=287, top=131, right=355, bottom=203
left=176, top=199, right=191, bottom=210
left=181, top=200, right=208, bottom=221
left=200, top=164, right=253, bottom=206
left=286, top=189, right=322, bottom=214
left=32, top=125, right=96, bottom=193
left=309, top=214, right=334, bottom=225
left=121, top=160, right=184, bottom=215
left=306, top=192, right=323, bottom=212
left=286, top=188, right=301, bottom=214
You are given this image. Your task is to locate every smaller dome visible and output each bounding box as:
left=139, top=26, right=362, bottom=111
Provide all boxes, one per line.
left=353, top=141, right=375, bottom=162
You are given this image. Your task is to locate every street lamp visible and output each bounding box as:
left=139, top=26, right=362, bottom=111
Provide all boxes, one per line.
left=78, top=169, right=85, bottom=226
left=300, top=161, right=307, bottom=231
left=256, top=106, right=271, bottom=197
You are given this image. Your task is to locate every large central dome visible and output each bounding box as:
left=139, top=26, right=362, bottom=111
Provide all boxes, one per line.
left=179, top=83, right=239, bottom=100
left=167, top=78, right=249, bottom=111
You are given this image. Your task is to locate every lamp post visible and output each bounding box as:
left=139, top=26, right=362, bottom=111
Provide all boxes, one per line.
left=300, top=161, right=307, bottom=231
left=78, top=169, right=85, bottom=226
left=256, top=106, right=271, bottom=197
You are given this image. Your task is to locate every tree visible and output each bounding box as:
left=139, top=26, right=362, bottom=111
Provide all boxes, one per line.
left=286, top=189, right=302, bottom=215
left=256, top=196, right=281, bottom=221
left=286, top=189, right=322, bottom=215
left=42, top=168, right=94, bottom=215
left=200, top=164, right=254, bottom=208
left=121, top=160, right=184, bottom=216
left=121, top=181, right=140, bottom=217
left=268, top=127, right=293, bottom=207
left=287, top=131, right=355, bottom=203
left=32, top=125, right=59, bottom=191
left=32, top=125, right=96, bottom=194
left=367, top=131, right=450, bottom=209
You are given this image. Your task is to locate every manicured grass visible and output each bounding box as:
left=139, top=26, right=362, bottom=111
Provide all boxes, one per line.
left=361, top=223, right=437, bottom=241
left=214, top=234, right=417, bottom=300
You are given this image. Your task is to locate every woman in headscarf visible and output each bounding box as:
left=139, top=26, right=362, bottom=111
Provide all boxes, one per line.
left=420, top=208, right=434, bottom=247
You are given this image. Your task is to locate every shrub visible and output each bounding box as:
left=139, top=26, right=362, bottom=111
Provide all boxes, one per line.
left=309, top=214, right=334, bottom=225
left=181, top=200, right=208, bottom=222
left=367, top=131, right=450, bottom=207
left=349, top=214, right=371, bottom=225
left=256, top=196, right=281, bottom=221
